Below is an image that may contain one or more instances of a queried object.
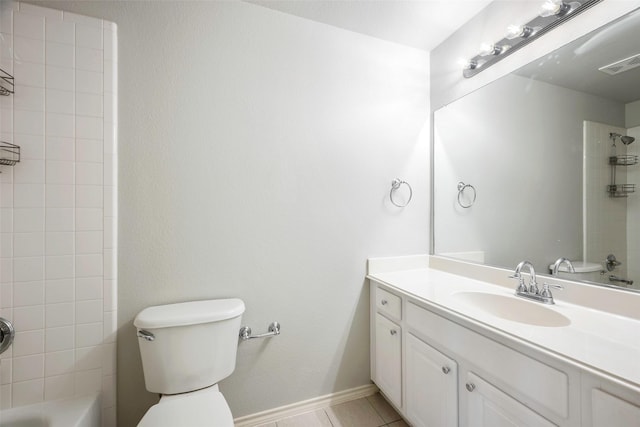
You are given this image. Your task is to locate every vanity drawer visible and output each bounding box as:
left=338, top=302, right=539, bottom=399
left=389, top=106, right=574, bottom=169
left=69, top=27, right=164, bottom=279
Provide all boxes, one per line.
left=376, top=286, right=402, bottom=320
left=407, top=301, right=569, bottom=420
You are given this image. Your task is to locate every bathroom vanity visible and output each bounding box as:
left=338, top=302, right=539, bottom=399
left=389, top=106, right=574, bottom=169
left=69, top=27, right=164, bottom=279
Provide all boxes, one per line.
left=368, top=256, right=640, bottom=427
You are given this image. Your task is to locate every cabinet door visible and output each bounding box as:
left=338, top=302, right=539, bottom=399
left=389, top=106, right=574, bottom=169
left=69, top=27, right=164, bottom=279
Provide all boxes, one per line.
left=592, top=389, right=640, bottom=427
left=465, top=372, right=557, bottom=427
left=405, top=333, right=457, bottom=427
left=374, top=313, right=402, bottom=408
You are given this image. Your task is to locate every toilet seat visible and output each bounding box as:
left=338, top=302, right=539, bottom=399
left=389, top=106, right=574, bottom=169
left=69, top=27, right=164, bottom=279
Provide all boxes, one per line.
left=137, top=387, right=233, bottom=427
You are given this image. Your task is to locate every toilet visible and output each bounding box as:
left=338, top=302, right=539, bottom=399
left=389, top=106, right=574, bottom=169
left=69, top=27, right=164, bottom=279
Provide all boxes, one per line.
left=134, top=298, right=245, bottom=426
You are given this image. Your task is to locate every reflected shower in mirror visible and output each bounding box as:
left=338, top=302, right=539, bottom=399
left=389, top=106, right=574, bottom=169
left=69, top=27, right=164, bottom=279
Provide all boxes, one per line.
left=433, top=7, right=640, bottom=292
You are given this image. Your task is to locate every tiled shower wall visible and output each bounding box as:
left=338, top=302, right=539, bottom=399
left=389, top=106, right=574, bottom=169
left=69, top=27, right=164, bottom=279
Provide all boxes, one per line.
left=0, top=2, right=117, bottom=425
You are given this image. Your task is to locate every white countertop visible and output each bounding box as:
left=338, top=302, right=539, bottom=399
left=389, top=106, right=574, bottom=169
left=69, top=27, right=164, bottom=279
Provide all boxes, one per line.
left=368, top=266, right=640, bottom=390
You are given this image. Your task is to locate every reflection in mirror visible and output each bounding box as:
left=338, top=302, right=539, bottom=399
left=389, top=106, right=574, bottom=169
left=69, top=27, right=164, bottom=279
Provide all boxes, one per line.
left=434, top=7, right=640, bottom=292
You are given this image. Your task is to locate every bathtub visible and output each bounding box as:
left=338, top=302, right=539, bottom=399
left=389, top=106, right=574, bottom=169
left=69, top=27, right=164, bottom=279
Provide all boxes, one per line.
left=0, top=394, right=101, bottom=427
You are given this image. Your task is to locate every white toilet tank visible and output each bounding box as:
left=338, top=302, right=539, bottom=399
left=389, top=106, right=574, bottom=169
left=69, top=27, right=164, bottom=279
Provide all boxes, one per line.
left=134, top=298, right=245, bottom=395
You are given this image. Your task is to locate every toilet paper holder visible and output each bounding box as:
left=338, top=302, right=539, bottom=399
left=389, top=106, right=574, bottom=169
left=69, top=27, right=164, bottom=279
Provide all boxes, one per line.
left=239, top=321, right=281, bottom=341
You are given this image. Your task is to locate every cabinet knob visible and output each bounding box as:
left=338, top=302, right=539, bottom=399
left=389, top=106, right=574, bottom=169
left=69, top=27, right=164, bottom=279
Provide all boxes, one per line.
left=465, top=383, right=476, bottom=392
left=442, top=366, right=450, bottom=374
left=381, top=299, right=388, bottom=305
left=390, top=329, right=397, bottom=336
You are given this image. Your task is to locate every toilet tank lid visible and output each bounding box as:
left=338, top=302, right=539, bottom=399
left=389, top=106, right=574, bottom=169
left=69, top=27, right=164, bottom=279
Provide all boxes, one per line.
left=134, top=299, right=245, bottom=329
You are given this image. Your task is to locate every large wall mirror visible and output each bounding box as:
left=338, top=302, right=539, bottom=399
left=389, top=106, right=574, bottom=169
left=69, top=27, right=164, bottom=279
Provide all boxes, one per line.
left=434, top=7, right=640, bottom=292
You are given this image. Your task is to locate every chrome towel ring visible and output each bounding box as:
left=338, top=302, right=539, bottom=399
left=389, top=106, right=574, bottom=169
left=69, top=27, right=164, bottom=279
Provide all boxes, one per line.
left=390, top=179, right=412, bottom=207
left=457, top=181, right=476, bottom=208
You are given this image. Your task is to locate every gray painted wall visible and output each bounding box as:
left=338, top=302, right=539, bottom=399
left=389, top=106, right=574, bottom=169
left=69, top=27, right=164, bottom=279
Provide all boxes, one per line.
left=24, top=1, right=430, bottom=425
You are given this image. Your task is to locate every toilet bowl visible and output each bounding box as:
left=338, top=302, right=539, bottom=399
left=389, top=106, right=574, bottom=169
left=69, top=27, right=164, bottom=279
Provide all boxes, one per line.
left=134, top=298, right=245, bottom=427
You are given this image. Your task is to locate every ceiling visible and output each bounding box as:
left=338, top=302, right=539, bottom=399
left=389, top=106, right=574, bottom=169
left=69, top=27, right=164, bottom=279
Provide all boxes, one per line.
left=516, top=7, right=640, bottom=103
left=244, top=0, right=494, bottom=52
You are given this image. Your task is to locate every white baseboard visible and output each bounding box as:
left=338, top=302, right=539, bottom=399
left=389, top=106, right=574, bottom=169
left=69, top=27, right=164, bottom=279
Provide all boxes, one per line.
left=233, top=383, right=379, bottom=427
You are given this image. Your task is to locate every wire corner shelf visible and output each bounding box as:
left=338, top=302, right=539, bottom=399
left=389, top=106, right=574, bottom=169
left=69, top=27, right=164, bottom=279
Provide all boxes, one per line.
left=0, top=68, right=14, bottom=96
left=0, top=141, right=20, bottom=166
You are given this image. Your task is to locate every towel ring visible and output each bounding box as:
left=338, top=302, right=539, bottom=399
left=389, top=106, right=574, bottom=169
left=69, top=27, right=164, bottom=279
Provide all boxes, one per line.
left=457, top=182, right=476, bottom=208
left=390, top=179, right=412, bottom=207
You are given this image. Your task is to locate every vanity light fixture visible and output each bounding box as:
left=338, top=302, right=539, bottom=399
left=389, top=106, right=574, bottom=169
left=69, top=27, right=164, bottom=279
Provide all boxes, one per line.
left=462, top=0, right=602, bottom=78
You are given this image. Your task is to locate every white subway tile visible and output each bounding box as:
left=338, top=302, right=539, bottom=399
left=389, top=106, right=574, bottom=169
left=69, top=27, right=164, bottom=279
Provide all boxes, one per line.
left=45, top=325, right=74, bottom=352
left=0, top=107, right=12, bottom=134
left=45, top=302, right=74, bottom=328
left=103, top=29, right=116, bottom=62
left=76, top=69, right=101, bottom=94
left=45, top=207, right=74, bottom=231
left=14, top=36, right=44, bottom=63
left=14, top=12, right=44, bottom=40
left=103, top=280, right=116, bottom=311
left=63, top=12, right=102, bottom=28
left=45, top=279, right=74, bottom=304
left=0, top=283, right=12, bottom=309
left=75, top=368, right=101, bottom=396
left=45, top=20, right=74, bottom=45
left=12, top=330, right=44, bottom=357
left=44, top=374, right=74, bottom=400
left=75, top=47, right=101, bottom=73
left=14, top=305, right=44, bottom=331
left=14, top=61, right=44, bottom=87
left=103, top=311, right=116, bottom=343
left=14, top=109, right=44, bottom=135
left=103, top=217, right=115, bottom=248
left=13, top=232, right=44, bottom=257
left=75, top=323, right=101, bottom=348
left=13, top=281, right=44, bottom=307
left=45, top=65, right=73, bottom=91
left=45, top=255, right=74, bottom=280
left=12, top=378, right=44, bottom=406
left=0, top=258, right=12, bottom=283
left=76, top=163, right=102, bottom=186
left=45, top=89, right=74, bottom=114
left=1, top=208, right=13, bottom=233
left=14, top=159, right=45, bottom=184
left=101, top=342, right=115, bottom=376
left=0, top=183, right=13, bottom=207
left=75, top=231, right=102, bottom=254
left=76, top=299, right=102, bottom=324
left=76, top=116, right=102, bottom=139
left=20, top=3, right=63, bottom=21
left=14, top=85, right=45, bottom=111
left=104, top=250, right=115, bottom=280
left=14, top=183, right=44, bottom=208
left=13, top=256, right=43, bottom=282
left=13, top=208, right=44, bottom=232
left=103, top=93, right=113, bottom=123
left=76, top=92, right=102, bottom=117
left=76, top=276, right=101, bottom=300
left=76, top=185, right=102, bottom=208
left=75, top=208, right=101, bottom=231
left=45, top=136, right=75, bottom=161
left=45, top=161, right=74, bottom=185
left=76, top=139, right=102, bottom=163
left=45, top=349, right=74, bottom=377
left=0, top=358, right=11, bottom=384
left=0, top=33, right=13, bottom=61
left=45, top=232, right=74, bottom=256
left=12, top=354, right=44, bottom=382
left=75, top=346, right=101, bottom=372
left=0, top=233, right=12, bottom=257
left=0, top=5, right=14, bottom=37
left=76, top=24, right=101, bottom=49
left=45, top=113, right=74, bottom=138
left=46, top=41, right=74, bottom=68
left=75, top=253, right=102, bottom=277
left=0, top=384, right=11, bottom=409
left=45, top=184, right=75, bottom=208
left=14, top=133, right=45, bottom=160
left=104, top=60, right=115, bottom=93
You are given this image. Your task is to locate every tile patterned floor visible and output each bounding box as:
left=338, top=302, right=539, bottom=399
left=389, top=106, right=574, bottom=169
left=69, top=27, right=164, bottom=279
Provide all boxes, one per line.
left=254, top=393, right=409, bottom=427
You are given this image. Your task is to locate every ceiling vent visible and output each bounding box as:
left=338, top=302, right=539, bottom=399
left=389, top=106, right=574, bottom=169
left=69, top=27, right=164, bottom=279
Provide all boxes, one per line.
left=599, top=53, right=640, bottom=75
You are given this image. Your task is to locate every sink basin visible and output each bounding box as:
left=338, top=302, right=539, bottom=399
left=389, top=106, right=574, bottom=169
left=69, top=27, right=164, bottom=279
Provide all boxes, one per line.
left=452, top=291, right=571, bottom=327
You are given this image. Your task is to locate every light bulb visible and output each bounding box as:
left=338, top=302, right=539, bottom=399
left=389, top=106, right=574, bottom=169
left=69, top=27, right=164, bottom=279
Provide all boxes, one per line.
left=540, top=0, right=569, bottom=17
left=479, top=43, right=508, bottom=57
left=506, top=24, right=533, bottom=40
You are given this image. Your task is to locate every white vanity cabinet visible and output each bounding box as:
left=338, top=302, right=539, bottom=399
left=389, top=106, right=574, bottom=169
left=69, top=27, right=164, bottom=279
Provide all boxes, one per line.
left=581, top=374, right=640, bottom=427
left=370, top=281, right=581, bottom=426
left=371, top=286, right=402, bottom=408
left=405, top=333, right=458, bottom=427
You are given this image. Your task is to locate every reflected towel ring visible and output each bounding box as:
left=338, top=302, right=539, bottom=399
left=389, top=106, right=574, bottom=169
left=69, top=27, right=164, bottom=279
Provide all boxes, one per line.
left=390, top=178, right=412, bottom=207
left=457, top=182, right=476, bottom=208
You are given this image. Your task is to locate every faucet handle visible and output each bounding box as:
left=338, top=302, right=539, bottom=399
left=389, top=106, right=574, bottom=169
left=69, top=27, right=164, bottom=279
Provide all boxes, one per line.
left=509, top=274, right=527, bottom=293
left=541, top=283, right=563, bottom=298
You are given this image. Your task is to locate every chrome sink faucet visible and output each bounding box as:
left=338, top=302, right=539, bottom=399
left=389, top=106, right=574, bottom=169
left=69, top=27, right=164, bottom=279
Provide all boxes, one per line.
left=551, top=257, right=575, bottom=275
left=510, top=260, right=563, bottom=305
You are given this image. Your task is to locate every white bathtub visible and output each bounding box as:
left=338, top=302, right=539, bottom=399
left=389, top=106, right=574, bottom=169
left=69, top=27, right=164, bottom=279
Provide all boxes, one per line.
left=0, top=394, right=101, bottom=427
